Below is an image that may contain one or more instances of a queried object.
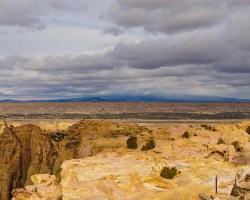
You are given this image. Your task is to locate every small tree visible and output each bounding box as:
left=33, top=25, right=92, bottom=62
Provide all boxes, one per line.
left=201, top=124, right=212, bottom=130
left=217, top=137, right=225, bottom=145
left=246, top=126, right=250, bottom=135
left=231, top=141, right=243, bottom=152
left=127, top=136, right=138, bottom=149
left=160, top=167, right=180, bottom=179
left=182, top=131, right=190, bottom=139
left=141, top=139, right=155, bottom=151
left=50, top=132, right=67, bottom=142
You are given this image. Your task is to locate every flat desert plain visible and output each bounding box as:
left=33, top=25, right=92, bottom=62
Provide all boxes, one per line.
left=0, top=102, right=250, bottom=120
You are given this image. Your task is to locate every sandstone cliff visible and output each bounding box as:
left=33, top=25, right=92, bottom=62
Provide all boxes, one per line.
left=0, top=124, right=54, bottom=200
left=1, top=120, right=250, bottom=199
left=12, top=174, right=61, bottom=200
left=0, top=120, right=148, bottom=199
left=12, top=152, right=250, bottom=200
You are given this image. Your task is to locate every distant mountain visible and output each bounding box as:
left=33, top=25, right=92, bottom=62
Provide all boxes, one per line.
left=0, top=99, right=21, bottom=103
left=0, top=94, right=250, bottom=103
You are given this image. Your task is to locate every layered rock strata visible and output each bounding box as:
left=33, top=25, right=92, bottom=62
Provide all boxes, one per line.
left=12, top=174, right=61, bottom=200
left=0, top=124, right=54, bottom=199
left=1, top=120, right=250, bottom=199
left=0, top=120, right=147, bottom=199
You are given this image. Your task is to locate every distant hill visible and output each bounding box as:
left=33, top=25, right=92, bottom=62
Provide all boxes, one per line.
left=0, top=99, right=21, bottom=103
left=0, top=94, right=250, bottom=103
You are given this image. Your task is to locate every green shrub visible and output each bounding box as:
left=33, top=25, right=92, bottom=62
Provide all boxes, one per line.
left=231, top=141, right=243, bottom=152
left=217, top=137, right=225, bottom=145
left=201, top=124, right=212, bottom=130
left=160, top=167, right=180, bottom=179
left=127, top=136, right=138, bottom=149
left=141, top=139, right=155, bottom=151
left=246, top=126, right=250, bottom=135
left=50, top=132, right=67, bottom=142
left=182, top=131, right=190, bottom=139
left=212, top=127, right=217, bottom=132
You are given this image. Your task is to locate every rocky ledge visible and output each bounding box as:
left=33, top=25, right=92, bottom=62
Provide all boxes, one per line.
left=0, top=120, right=250, bottom=199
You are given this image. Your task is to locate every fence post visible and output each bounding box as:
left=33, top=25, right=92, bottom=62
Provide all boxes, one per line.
left=215, top=175, right=218, bottom=194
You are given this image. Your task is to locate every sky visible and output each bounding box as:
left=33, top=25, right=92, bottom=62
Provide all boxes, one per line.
left=0, top=0, right=250, bottom=100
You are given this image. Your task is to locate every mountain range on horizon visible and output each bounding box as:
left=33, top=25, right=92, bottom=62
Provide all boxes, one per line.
left=0, top=94, right=249, bottom=103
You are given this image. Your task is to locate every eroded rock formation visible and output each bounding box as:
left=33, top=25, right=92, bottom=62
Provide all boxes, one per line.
left=0, top=120, right=148, bottom=199
left=60, top=152, right=167, bottom=200
left=0, top=125, right=55, bottom=199
left=1, top=120, right=250, bottom=199
left=230, top=173, right=250, bottom=198
left=12, top=174, right=61, bottom=200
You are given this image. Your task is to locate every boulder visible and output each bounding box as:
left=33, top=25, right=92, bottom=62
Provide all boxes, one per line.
left=12, top=174, right=61, bottom=200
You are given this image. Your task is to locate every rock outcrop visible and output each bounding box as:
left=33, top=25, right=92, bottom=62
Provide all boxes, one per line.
left=0, top=125, right=55, bottom=200
left=0, top=121, right=22, bottom=135
left=0, top=120, right=7, bottom=135
left=60, top=152, right=167, bottom=200
left=49, top=120, right=148, bottom=176
left=12, top=174, right=61, bottom=200
left=1, top=120, right=250, bottom=199
left=230, top=173, right=250, bottom=198
left=0, top=120, right=148, bottom=199
left=39, top=121, right=74, bottom=133
left=15, top=151, right=249, bottom=200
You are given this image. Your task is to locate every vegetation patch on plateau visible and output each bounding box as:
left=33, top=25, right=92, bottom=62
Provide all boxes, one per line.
left=246, top=126, right=250, bottom=135
left=231, top=141, right=243, bottom=152
left=141, top=139, right=155, bottom=151
left=127, top=136, right=138, bottom=149
left=160, top=166, right=180, bottom=179
left=217, top=137, right=225, bottom=145
left=50, top=132, right=67, bottom=142
left=182, top=131, right=190, bottom=139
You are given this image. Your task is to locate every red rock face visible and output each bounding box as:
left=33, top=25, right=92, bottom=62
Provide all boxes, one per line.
left=0, top=125, right=54, bottom=200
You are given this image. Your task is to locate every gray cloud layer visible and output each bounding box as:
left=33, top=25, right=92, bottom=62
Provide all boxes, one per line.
left=0, top=0, right=250, bottom=99
left=0, top=0, right=86, bottom=29
left=48, top=0, right=86, bottom=11
left=103, top=26, right=124, bottom=36
left=108, top=0, right=250, bottom=34
left=1, top=23, right=250, bottom=99
left=0, top=0, right=44, bottom=28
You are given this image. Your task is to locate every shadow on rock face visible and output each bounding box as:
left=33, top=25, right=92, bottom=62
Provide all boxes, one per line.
left=0, top=124, right=55, bottom=200
left=0, top=120, right=147, bottom=199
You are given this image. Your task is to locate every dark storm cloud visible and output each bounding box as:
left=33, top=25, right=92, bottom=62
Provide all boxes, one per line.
left=110, top=29, right=227, bottom=69
left=105, top=0, right=250, bottom=78
left=210, top=73, right=250, bottom=87
left=0, top=55, right=249, bottom=99
left=1, top=0, right=250, bottom=99
left=107, top=0, right=250, bottom=34
left=108, top=31, right=250, bottom=76
left=108, top=0, right=226, bottom=34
